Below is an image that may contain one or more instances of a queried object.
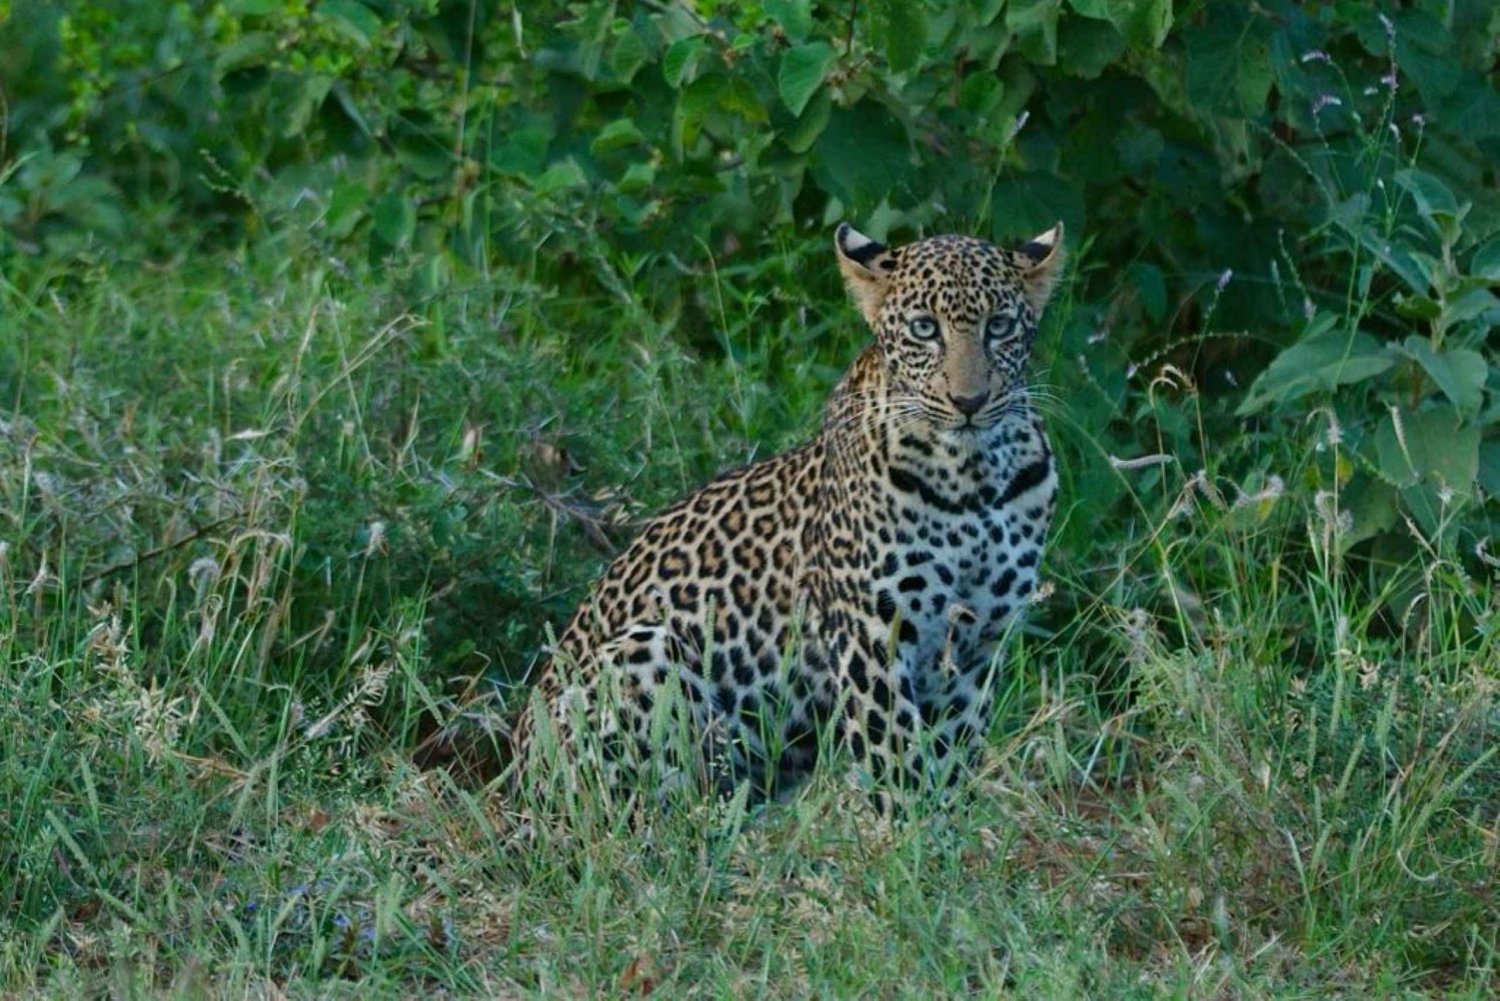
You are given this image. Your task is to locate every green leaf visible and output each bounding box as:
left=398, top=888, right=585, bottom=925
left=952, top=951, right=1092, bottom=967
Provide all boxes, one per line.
left=1070, top=0, right=1171, bottom=48
left=876, top=0, right=928, bottom=73
left=326, top=180, right=369, bottom=239
left=1479, top=442, right=1500, bottom=498
left=1337, top=474, right=1399, bottom=552
left=1237, top=329, right=1395, bottom=415
left=1122, top=0, right=1172, bottom=48
left=720, top=76, right=769, bottom=124
left=811, top=104, right=913, bottom=215
left=608, top=27, right=649, bottom=83
left=781, top=88, right=832, bottom=153
left=533, top=158, right=589, bottom=195
left=372, top=187, right=415, bottom=248
left=617, top=162, right=656, bottom=195
left=1393, top=293, right=1441, bottom=321
left=1375, top=407, right=1480, bottom=493
left=778, top=42, right=837, bottom=117
left=226, top=0, right=280, bottom=15
left=1184, top=5, right=1272, bottom=116
left=1057, top=16, right=1126, bottom=79
left=1375, top=406, right=1480, bottom=533
left=1393, top=9, right=1460, bottom=107
left=987, top=171, right=1084, bottom=244
left=489, top=122, right=552, bottom=175
left=1007, top=0, right=1062, bottom=65
left=1395, top=337, right=1488, bottom=419
left=765, top=0, right=814, bottom=41
left=1443, top=286, right=1500, bottom=327
left=590, top=118, right=647, bottom=155
left=393, top=129, right=451, bottom=181
left=1394, top=167, right=1467, bottom=236
left=1470, top=239, right=1500, bottom=282
left=215, top=32, right=277, bottom=75
left=281, top=74, right=332, bottom=138
left=318, top=0, right=382, bottom=48
left=1128, top=262, right=1166, bottom=322
left=663, top=37, right=707, bottom=89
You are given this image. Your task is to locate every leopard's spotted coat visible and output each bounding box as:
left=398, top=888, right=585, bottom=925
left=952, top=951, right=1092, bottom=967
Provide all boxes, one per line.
left=512, top=222, right=1064, bottom=811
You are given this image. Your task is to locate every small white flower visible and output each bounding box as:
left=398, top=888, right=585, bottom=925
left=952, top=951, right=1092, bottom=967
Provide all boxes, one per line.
left=1311, top=94, right=1343, bottom=116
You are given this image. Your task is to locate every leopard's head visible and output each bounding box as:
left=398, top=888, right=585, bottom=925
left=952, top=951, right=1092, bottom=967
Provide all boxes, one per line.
left=835, top=223, right=1064, bottom=432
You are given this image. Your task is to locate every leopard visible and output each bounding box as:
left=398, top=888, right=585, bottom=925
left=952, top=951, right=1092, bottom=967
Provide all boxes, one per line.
left=509, top=221, right=1064, bottom=814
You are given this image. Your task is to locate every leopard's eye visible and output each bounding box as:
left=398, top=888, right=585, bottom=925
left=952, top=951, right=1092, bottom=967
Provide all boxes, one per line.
left=984, top=313, right=1016, bottom=342
left=909, top=316, right=941, bottom=341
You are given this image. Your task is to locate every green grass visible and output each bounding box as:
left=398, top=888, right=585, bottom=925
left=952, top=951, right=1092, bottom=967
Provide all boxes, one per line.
left=1, top=241, right=1496, bottom=998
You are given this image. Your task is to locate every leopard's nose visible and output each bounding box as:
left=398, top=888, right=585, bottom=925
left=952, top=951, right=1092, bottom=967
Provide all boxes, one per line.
left=949, top=390, right=990, bottom=416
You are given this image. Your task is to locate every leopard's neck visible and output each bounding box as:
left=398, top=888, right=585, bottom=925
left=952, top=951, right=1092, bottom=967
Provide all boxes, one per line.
left=817, top=345, right=1041, bottom=492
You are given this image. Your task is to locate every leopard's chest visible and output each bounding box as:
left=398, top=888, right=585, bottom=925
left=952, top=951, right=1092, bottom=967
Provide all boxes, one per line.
left=862, top=426, right=1055, bottom=687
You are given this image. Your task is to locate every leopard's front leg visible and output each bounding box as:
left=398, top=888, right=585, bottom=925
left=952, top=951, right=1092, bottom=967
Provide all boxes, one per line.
left=831, top=626, right=936, bottom=814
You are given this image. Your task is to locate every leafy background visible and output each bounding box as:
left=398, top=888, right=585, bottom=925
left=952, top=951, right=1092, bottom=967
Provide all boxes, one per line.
left=6, top=0, right=1495, bottom=678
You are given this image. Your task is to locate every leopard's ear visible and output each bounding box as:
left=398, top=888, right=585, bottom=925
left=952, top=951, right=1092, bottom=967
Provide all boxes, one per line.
left=835, top=222, right=898, bottom=327
left=1016, top=222, right=1065, bottom=312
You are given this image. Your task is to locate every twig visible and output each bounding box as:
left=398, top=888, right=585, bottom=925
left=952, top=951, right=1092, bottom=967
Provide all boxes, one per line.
left=81, top=515, right=240, bottom=586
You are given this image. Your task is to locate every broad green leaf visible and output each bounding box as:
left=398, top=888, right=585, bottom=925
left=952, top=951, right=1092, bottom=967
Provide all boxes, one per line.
left=1128, top=262, right=1166, bottom=322
left=662, top=37, right=707, bottom=89
left=371, top=187, right=414, bottom=248
left=1375, top=406, right=1481, bottom=536
left=1375, top=406, right=1480, bottom=496
left=608, top=27, right=649, bottom=83
left=1070, top=0, right=1171, bottom=48
left=1057, top=16, right=1125, bottom=78
left=215, top=32, right=276, bottom=74
left=326, top=180, right=369, bottom=239
left=988, top=171, right=1084, bottom=243
left=720, top=77, right=768, bottom=124
left=1393, top=293, right=1441, bottom=321
left=781, top=88, right=832, bottom=153
left=1393, top=9, right=1460, bottom=107
left=280, top=75, right=332, bottom=138
left=878, top=0, right=928, bottom=73
left=393, top=129, right=451, bottom=181
left=811, top=105, right=914, bottom=215
left=1394, top=167, right=1467, bottom=236
left=1067, top=0, right=1113, bottom=18
left=1337, top=474, right=1399, bottom=552
left=1470, top=239, right=1500, bottom=282
left=318, top=0, right=382, bottom=48
left=764, top=0, right=814, bottom=41
left=617, top=162, right=656, bottom=194
left=533, top=158, right=589, bottom=195
left=590, top=119, right=646, bottom=155
left=1394, top=337, right=1487, bottom=419
left=1007, top=0, right=1061, bottom=65
left=1479, top=442, right=1500, bottom=497
left=778, top=42, right=837, bottom=117
left=1443, top=286, right=1500, bottom=326
left=1184, top=5, right=1273, bottom=116
left=959, top=73, right=1005, bottom=118
left=1123, top=0, right=1172, bottom=48
left=489, top=122, right=552, bottom=175
left=1237, top=330, right=1394, bottom=415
